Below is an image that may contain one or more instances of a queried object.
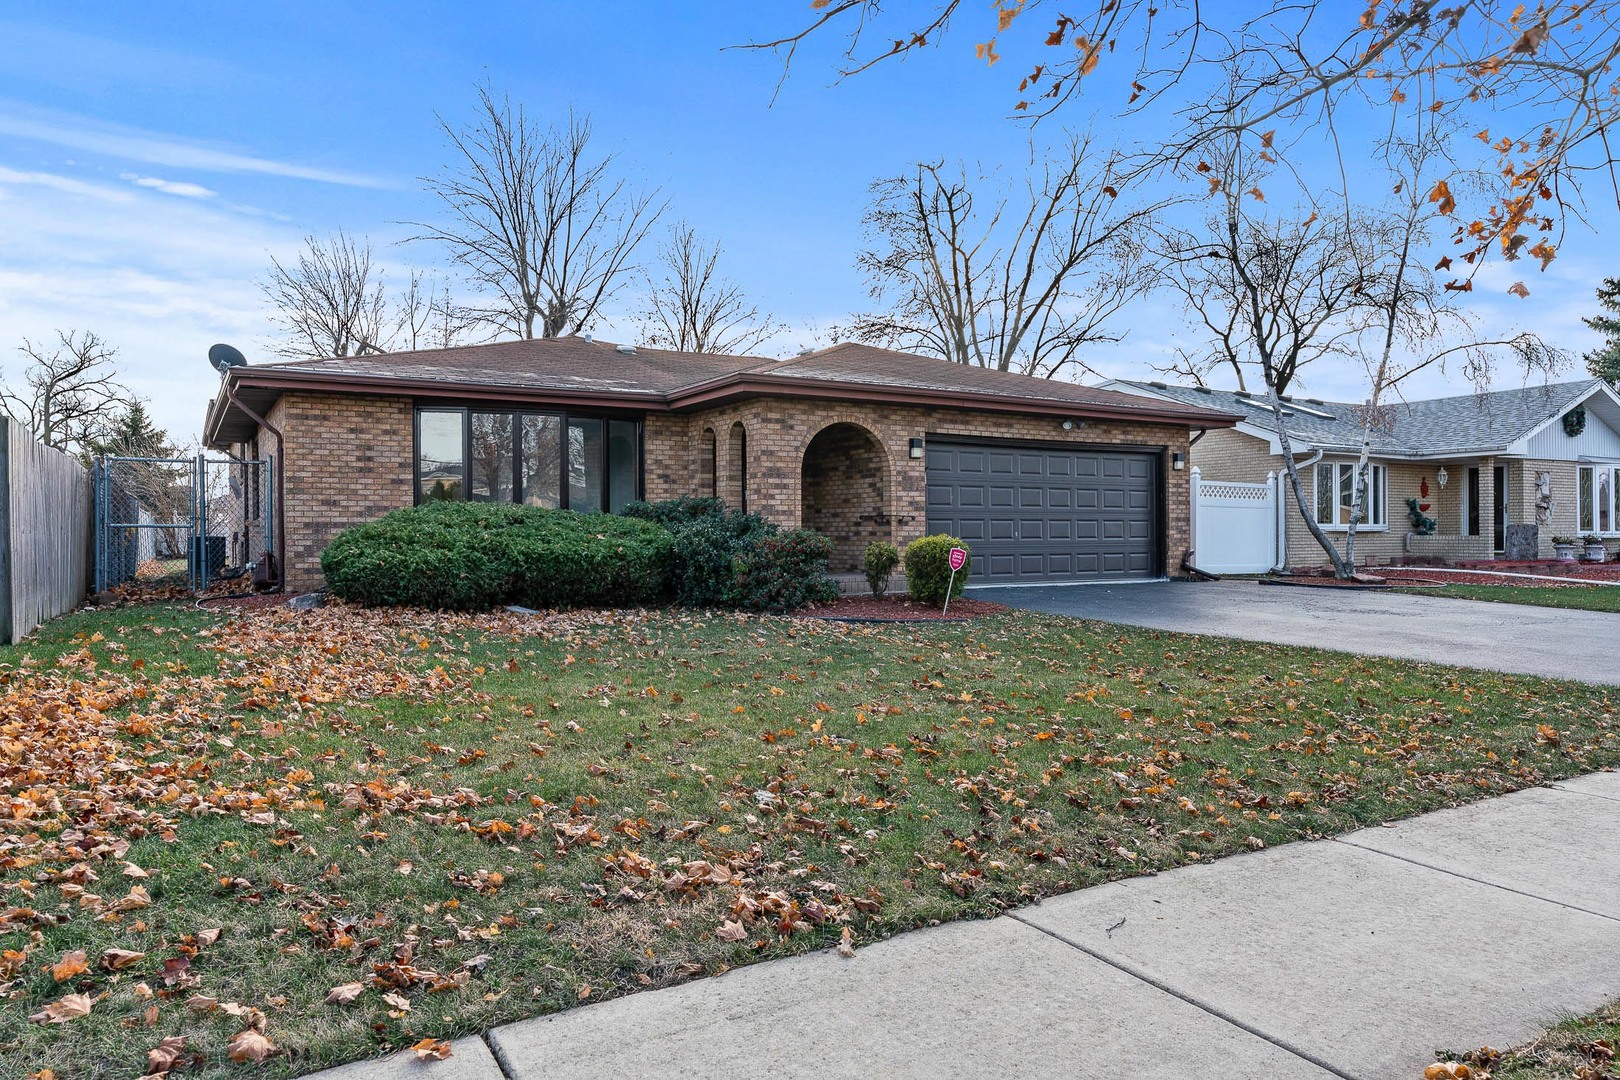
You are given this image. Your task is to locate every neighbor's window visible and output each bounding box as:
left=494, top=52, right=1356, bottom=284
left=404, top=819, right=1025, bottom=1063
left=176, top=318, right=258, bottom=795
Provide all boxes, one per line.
left=1314, top=461, right=1386, bottom=528
left=417, top=409, right=466, bottom=502
left=1577, top=464, right=1620, bottom=533
left=414, top=407, right=640, bottom=511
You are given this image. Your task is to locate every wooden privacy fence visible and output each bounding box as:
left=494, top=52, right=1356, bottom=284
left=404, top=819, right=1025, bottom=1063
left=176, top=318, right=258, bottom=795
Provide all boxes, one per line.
left=0, top=417, right=93, bottom=643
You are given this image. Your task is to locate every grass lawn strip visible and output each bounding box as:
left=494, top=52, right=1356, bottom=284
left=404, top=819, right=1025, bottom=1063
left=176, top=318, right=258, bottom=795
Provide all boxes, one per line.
left=1431, top=998, right=1620, bottom=1077
left=3, top=602, right=1618, bottom=1079
left=1394, top=582, right=1620, bottom=612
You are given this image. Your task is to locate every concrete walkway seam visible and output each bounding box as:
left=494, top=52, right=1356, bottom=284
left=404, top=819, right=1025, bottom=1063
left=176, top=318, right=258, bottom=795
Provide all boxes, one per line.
left=481, top=1033, right=514, bottom=1080
left=1329, top=837, right=1620, bottom=925
left=1552, top=782, right=1620, bottom=805
left=1004, top=911, right=1363, bottom=1080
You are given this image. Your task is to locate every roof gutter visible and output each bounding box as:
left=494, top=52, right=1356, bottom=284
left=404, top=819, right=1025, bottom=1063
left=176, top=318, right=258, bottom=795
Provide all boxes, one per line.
left=217, top=374, right=286, bottom=591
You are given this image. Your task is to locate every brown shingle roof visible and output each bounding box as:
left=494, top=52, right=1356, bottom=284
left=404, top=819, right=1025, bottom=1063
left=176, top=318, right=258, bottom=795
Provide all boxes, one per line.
left=206, top=336, right=1237, bottom=444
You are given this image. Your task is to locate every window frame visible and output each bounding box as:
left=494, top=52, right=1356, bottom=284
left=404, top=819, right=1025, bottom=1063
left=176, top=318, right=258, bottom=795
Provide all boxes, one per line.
left=1577, top=463, right=1620, bottom=536
left=413, top=404, right=643, bottom=512
left=1311, top=460, right=1388, bottom=531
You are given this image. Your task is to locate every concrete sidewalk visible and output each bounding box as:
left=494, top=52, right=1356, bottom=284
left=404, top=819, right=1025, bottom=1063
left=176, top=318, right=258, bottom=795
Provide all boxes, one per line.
left=318, top=772, right=1620, bottom=1080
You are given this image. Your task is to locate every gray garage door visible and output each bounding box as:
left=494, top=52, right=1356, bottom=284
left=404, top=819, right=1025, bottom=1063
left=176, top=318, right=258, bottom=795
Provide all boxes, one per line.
left=925, top=440, right=1160, bottom=585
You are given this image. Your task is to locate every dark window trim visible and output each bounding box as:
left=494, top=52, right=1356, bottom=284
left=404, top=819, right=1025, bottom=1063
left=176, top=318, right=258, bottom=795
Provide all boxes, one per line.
left=413, top=403, right=642, bottom=512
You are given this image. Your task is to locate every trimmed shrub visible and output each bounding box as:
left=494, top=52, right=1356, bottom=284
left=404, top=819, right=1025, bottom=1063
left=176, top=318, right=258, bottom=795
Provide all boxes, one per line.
left=321, top=501, right=673, bottom=610
left=734, top=529, right=840, bottom=614
left=621, top=496, right=727, bottom=529
left=626, top=498, right=778, bottom=608
left=905, top=534, right=970, bottom=604
left=862, top=541, right=900, bottom=598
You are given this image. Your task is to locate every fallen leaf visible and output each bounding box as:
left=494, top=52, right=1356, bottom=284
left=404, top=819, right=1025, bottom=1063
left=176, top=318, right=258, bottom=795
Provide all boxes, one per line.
left=411, top=1038, right=453, bottom=1061
left=716, top=919, right=748, bottom=942
left=146, top=1034, right=187, bottom=1074
left=100, top=947, right=146, bottom=972
left=227, top=1029, right=276, bottom=1063
left=837, top=926, right=857, bottom=959
left=51, top=950, right=89, bottom=982
left=325, top=982, right=366, bottom=1005
left=30, top=993, right=94, bottom=1023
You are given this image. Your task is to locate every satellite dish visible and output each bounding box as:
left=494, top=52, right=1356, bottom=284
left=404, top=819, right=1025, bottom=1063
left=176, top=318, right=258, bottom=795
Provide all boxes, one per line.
left=208, top=343, right=248, bottom=374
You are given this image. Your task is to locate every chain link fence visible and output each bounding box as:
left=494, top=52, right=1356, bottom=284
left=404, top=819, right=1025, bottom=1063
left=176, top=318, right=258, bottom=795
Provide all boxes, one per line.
left=95, top=455, right=273, bottom=593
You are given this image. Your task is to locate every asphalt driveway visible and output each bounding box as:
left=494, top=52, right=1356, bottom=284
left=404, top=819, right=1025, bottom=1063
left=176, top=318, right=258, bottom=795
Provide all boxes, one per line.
left=972, top=579, right=1620, bottom=686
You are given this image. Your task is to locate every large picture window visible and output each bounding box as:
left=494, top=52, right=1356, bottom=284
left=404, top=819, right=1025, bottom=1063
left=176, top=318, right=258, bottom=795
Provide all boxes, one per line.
left=1578, top=464, right=1620, bottom=534
left=1313, top=461, right=1386, bottom=529
left=415, top=407, right=641, bottom=512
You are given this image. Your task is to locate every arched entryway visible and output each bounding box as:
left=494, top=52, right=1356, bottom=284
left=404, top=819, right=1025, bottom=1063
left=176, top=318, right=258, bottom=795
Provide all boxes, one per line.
left=801, top=422, right=890, bottom=573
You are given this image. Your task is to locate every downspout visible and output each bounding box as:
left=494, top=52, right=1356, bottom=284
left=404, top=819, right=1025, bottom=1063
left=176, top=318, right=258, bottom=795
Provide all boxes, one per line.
left=217, top=376, right=286, bottom=591
left=1275, top=446, right=1326, bottom=573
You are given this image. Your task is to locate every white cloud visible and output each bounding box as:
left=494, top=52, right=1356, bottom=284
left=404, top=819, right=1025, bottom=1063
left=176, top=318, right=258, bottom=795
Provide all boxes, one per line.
left=0, top=106, right=388, bottom=188
left=119, top=172, right=216, bottom=200
left=0, top=164, right=133, bottom=202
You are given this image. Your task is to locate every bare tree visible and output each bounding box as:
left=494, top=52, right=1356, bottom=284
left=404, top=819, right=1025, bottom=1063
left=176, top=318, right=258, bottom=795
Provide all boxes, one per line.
left=852, top=135, right=1162, bottom=379
left=394, top=270, right=476, bottom=352
left=1157, top=140, right=1377, bottom=577
left=0, top=330, right=133, bottom=454
left=414, top=87, right=665, bottom=340
left=741, top=3, right=1620, bottom=284
left=263, top=231, right=391, bottom=359
left=637, top=223, right=781, bottom=354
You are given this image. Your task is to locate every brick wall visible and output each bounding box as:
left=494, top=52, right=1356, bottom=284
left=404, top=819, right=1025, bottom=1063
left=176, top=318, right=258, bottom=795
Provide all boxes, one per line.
left=253, top=391, right=1196, bottom=590
left=271, top=392, right=413, bottom=589
left=670, top=399, right=1193, bottom=577
left=802, top=423, right=890, bottom=572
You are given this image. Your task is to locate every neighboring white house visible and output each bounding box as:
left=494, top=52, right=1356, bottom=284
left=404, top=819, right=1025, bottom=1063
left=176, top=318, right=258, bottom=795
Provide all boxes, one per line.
left=1100, top=377, right=1620, bottom=570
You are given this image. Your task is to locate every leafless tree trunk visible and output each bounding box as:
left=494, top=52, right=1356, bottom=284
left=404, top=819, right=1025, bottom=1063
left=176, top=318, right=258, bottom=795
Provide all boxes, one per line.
left=637, top=223, right=782, bottom=354
left=414, top=87, right=665, bottom=340
left=263, top=231, right=391, bottom=359
left=1157, top=141, right=1374, bottom=577
left=0, top=330, right=133, bottom=454
left=851, top=135, right=1162, bottom=379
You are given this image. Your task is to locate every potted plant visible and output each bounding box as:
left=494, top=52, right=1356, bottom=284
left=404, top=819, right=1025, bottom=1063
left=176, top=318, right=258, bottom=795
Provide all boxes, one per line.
left=1552, top=535, right=1579, bottom=561
left=1582, top=534, right=1608, bottom=562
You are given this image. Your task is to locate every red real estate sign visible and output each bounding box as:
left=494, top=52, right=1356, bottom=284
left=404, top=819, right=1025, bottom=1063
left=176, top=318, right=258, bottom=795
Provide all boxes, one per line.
left=948, top=547, right=968, bottom=572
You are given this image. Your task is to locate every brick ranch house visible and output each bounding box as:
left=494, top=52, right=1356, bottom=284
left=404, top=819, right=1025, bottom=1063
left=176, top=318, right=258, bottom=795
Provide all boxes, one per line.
left=1104, top=377, right=1620, bottom=569
left=202, top=339, right=1237, bottom=592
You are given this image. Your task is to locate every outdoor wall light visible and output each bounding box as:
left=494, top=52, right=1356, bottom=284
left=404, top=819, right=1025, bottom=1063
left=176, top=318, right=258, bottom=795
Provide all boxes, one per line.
left=1063, top=419, right=1087, bottom=431
left=1172, top=452, right=1185, bottom=471
left=909, top=437, right=925, bottom=459
left=1436, top=466, right=1449, bottom=488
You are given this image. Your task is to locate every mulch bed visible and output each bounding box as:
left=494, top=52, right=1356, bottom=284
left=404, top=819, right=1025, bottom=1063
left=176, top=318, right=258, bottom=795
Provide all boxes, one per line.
left=1269, top=567, right=1620, bottom=590
left=794, top=595, right=1009, bottom=622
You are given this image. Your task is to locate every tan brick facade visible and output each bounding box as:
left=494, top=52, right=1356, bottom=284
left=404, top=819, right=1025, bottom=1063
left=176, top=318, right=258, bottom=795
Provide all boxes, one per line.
left=647, top=399, right=1191, bottom=575
left=255, top=392, right=1192, bottom=589
left=269, top=392, right=413, bottom=588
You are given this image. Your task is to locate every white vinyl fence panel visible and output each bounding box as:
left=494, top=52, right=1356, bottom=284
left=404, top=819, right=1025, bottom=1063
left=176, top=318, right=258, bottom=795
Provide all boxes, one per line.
left=0, top=417, right=92, bottom=643
left=1191, top=467, right=1281, bottom=575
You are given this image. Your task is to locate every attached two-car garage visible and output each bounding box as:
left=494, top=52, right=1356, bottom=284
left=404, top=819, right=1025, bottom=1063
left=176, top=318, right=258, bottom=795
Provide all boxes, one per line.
left=925, top=439, right=1162, bottom=586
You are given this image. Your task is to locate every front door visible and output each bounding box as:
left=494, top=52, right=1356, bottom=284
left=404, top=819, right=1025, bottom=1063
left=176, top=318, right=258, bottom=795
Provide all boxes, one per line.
left=1493, top=465, right=1508, bottom=552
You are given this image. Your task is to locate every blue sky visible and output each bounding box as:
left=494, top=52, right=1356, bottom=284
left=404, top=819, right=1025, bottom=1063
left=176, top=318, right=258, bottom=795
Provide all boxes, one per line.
left=0, top=2, right=1612, bottom=443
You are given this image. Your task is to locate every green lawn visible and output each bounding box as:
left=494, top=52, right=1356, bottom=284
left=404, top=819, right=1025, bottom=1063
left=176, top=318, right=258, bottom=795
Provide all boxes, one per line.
left=1397, top=582, right=1620, bottom=612
left=3, top=601, right=1618, bottom=1078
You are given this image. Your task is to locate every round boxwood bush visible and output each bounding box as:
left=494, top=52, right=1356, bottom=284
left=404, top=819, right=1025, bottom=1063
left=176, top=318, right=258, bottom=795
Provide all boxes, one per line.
left=862, top=540, right=900, bottom=598
left=321, top=501, right=673, bottom=610
left=904, top=534, right=970, bottom=604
